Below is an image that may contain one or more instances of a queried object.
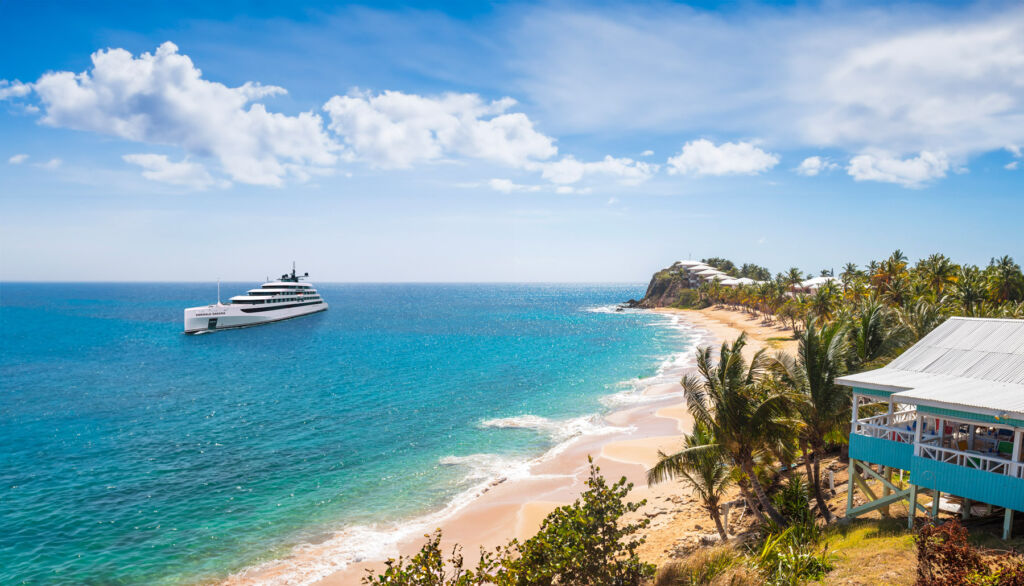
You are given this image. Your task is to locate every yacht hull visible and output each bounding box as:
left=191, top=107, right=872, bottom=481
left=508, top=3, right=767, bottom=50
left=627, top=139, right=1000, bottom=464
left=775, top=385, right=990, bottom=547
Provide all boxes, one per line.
left=184, top=302, right=327, bottom=334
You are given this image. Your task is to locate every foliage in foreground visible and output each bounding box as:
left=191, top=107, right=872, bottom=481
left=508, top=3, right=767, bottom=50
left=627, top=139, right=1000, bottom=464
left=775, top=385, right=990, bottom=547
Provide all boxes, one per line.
left=916, top=519, right=1024, bottom=586
left=750, top=477, right=834, bottom=585
left=362, top=459, right=655, bottom=585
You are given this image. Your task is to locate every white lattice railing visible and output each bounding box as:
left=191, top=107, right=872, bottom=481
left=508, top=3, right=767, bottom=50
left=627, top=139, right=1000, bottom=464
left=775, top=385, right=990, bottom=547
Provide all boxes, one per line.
left=918, top=444, right=1018, bottom=477
left=853, top=411, right=917, bottom=444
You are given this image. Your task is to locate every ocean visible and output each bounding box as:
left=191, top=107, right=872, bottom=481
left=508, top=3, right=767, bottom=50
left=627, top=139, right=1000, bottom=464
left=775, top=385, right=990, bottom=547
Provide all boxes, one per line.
left=0, top=283, right=695, bottom=584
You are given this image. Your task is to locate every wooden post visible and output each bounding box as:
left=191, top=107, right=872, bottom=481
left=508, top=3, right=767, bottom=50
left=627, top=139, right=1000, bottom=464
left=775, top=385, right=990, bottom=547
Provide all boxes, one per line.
left=851, top=393, right=859, bottom=427
left=969, top=425, right=976, bottom=450
left=931, top=490, right=942, bottom=519
left=962, top=498, right=972, bottom=520
left=1013, top=430, right=1023, bottom=480
left=1004, top=509, right=1015, bottom=540
left=908, top=484, right=918, bottom=529
left=913, top=411, right=923, bottom=456
left=881, top=466, right=892, bottom=517
left=846, top=459, right=857, bottom=515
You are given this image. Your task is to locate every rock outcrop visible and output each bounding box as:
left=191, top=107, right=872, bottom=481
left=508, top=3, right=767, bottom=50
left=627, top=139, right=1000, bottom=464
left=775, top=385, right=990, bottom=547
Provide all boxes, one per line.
left=626, top=265, right=691, bottom=308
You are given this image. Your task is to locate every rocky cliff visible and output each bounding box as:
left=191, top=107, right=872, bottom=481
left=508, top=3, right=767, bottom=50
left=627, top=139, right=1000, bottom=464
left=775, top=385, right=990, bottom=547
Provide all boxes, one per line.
left=625, top=265, right=691, bottom=308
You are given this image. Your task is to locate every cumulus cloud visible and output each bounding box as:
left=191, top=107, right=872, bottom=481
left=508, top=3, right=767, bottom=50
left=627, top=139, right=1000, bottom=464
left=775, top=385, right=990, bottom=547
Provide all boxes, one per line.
left=846, top=151, right=949, bottom=188
left=796, top=156, right=839, bottom=176
left=8, top=154, right=28, bottom=164
left=1007, top=161, right=1020, bottom=171
left=640, top=150, right=654, bottom=157
left=323, top=90, right=556, bottom=168
left=488, top=178, right=541, bottom=193
left=666, top=139, right=779, bottom=176
left=799, top=14, right=1024, bottom=158
left=528, top=155, right=657, bottom=185
left=27, top=42, right=337, bottom=187
left=123, top=154, right=222, bottom=189
left=0, top=80, right=31, bottom=100
left=37, top=158, right=62, bottom=170
left=510, top=4, right=1024, bottom=186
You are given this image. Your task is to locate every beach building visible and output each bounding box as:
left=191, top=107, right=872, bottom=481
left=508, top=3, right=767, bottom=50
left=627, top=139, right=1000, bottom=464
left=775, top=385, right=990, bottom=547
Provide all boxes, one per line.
left=792, top=275, right=839, bottom=294
left=838, top=317, right=1024, bottom=538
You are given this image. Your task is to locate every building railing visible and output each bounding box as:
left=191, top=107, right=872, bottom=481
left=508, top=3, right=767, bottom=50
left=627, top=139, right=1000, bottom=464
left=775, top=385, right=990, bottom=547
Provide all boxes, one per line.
left=852, top=411, right=918, bottom=444
left=918, top=444, right=1020, bottom=478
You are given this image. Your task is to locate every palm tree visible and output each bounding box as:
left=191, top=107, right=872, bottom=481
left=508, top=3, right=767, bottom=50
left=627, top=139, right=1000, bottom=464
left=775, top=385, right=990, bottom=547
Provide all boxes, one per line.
left=784, top=267, right=803, bottom=290
left=809, top=282, right=838, bottom=321
left=986, top=256, right=1024, bottom=302
left=648, top=421, right=733, bottom=539
left=918, top=253, right=958, bottom=300
left=847, top=297, right=904, bottom=370
left=772, top=318, right=850, bottom=523
left=682, top=334, right=791, bottom=525
left=839, top=262, right=862, bottom=292
left=953, top=266, right=986, bottom=316
left=897, top=299, right=946, bottom=343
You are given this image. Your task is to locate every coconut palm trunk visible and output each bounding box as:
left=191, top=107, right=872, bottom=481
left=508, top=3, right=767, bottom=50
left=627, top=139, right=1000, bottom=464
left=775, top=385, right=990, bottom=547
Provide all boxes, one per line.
left=739, top=459, right=786, bottom=525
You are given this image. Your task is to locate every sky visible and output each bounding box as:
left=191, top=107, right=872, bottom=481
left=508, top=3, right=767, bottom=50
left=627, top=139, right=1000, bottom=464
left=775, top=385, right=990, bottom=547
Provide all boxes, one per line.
left=0, top=0, right=1022, bottom=283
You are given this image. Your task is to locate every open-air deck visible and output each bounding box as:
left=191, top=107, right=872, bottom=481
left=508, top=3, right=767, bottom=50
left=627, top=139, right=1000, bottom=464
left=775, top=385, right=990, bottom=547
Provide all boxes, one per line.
left=838, top=317, right=1024, bottom=539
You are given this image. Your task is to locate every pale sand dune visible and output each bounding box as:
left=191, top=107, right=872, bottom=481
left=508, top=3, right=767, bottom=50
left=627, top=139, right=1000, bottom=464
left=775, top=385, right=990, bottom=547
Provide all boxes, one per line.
left=234, top=306, right=793, bottom=585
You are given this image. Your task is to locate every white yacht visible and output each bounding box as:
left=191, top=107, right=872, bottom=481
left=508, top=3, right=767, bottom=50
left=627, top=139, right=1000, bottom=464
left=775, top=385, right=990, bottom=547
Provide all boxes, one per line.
left=184, top=265, right=328, bottom=334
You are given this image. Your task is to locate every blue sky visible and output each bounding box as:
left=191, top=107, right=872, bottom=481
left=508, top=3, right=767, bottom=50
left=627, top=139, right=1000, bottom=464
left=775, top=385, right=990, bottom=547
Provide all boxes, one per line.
left=1, top=1, right=1021, bottom=282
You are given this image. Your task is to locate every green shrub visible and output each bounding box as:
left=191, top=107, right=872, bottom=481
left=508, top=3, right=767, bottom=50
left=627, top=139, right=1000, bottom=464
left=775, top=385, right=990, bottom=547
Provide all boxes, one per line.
left=751, top=526, right=834, bottom=585
left=363, top=459, right=656, bottom=586
left=676, top=290, right=707, bottom=309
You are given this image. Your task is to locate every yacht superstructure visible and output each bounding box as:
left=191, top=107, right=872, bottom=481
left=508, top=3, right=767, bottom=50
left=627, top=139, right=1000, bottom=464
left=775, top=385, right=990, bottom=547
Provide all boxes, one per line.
left=184, top=265, right=327, bottom=334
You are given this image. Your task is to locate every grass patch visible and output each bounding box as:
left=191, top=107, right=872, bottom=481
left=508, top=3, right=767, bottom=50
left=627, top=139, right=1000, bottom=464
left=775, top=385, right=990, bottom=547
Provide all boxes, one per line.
left=816, top=518, right=917, bottom=584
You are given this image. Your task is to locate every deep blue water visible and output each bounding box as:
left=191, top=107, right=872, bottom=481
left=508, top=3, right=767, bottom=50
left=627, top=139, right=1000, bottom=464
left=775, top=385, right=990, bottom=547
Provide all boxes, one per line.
left=0, top=283, right=689, bottom=584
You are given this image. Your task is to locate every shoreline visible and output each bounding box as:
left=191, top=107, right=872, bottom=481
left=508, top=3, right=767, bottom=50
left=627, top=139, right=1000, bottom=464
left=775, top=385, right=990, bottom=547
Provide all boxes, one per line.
left=223, top=306, right=795, bottom=585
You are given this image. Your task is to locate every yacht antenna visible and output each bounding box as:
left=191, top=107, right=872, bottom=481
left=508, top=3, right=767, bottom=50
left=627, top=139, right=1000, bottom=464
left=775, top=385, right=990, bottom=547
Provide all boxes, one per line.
left=217, top=279, right=222, bottom=305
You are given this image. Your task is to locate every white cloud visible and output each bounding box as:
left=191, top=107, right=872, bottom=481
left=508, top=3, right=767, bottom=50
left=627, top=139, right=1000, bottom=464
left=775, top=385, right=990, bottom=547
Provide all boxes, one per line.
left=846, top=151, right=949, bottom=188
left=801, top=15, right=1024, bottom=158
left=28, top=42, right=337, bottom=187
left=796, top=156, right=838, bottom=176
left=323, top=90, right=556, bottom=168
left=510, top=4, right=1024, bottom=183
left=1007, top=161, right=1020, bottom=171
left=528, top=155, right=657, bottom=185
left=666, top=139, right=779, bottom=176
left=640, top=150, right=654, bottom=157
left=1007, top=145, right=1022, bottom=158
left=37, top=158, right=62, bottom=170
left=8, top=154, right=28, bottom=164
left=554, top=185, right=592, bottom=194
left=487, top=178, right=541, bottom=193
left=123, top=154, right=222, bottom=189
left=0, top=80, right=31, bottom=100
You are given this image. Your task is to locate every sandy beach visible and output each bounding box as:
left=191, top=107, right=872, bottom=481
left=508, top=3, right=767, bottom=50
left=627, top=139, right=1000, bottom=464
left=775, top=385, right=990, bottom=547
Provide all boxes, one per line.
left=224, top=306, right=798, bottom=585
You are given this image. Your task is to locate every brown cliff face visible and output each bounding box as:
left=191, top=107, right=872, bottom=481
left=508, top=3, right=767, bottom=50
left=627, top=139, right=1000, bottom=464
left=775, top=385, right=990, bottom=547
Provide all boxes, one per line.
left=628, top=267, right=690, bottom=308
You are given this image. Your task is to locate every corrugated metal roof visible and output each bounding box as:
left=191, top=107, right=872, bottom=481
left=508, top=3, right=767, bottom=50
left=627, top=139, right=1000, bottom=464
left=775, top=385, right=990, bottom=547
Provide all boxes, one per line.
left=837, top=317, right=1024, bottom=419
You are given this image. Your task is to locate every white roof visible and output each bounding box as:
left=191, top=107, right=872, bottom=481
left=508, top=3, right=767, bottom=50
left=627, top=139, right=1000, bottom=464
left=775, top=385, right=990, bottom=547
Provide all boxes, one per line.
left=798, top=276, right=838, bottom=288
left=677, top=260, right=706, bottom=267
left=735, top=277, right=757, bottom=285
left=720, top=278, right=741, bottom=286
left=696, top=268, right=723, bottom=275
left=838, top=317, right=1024, bottom=419
left=708, top=273, right=732, bottom=281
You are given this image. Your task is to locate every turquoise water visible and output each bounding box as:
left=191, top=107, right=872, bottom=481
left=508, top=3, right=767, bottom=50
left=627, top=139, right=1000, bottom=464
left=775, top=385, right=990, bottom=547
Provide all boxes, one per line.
left=0, top=283, right=691, bottom=584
